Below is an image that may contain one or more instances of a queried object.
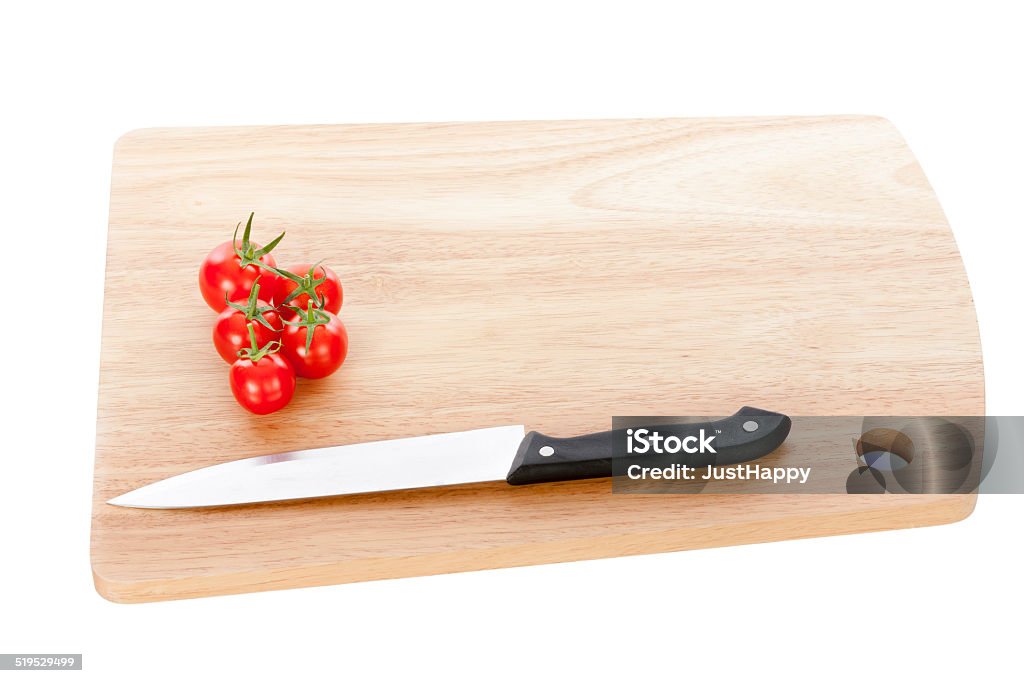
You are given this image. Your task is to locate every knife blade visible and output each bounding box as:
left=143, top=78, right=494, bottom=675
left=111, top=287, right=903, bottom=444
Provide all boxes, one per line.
left=108, top=407, right=791, bottom=509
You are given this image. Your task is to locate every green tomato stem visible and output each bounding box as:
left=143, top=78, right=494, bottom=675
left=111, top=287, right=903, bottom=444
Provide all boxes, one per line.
left=224, top=278, right=281, bottom=332
left=237, top=321, right=282, bottom=362
left=284, top=299, right=331, bottom=353
left=277, top=262, right=328, bottom=308
left=232, top=212, right=286, bottom=270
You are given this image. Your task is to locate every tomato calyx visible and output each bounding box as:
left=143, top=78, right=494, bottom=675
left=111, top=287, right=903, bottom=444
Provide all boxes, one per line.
left=284, top=300, right=332, bottom=352
left=277, top=262, right=328, bottom=307
left=232, top=212, right=286, bottom=273
left=237, top=322, right=283, bottom=362
left=223, top=279, right=281, bottom=332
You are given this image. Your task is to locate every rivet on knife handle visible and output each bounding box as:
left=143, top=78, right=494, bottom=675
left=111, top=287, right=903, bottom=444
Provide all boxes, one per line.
left=505, top=407, right=792, bottom=485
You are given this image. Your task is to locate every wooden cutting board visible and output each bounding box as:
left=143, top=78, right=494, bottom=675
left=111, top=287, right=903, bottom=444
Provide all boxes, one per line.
left=91, top=116, right=983, bottom=603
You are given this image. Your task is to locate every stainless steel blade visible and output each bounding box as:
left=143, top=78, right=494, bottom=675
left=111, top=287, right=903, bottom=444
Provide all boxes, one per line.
left=107, top=425, right=526, bottom=509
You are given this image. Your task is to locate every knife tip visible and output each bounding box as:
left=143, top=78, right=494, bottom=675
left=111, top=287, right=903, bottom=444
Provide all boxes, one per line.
left=107, top=492, right=155, bottom=508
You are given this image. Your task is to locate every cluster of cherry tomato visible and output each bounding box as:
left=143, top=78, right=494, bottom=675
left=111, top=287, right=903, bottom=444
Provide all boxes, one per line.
left=198, top=213, right=349, bottom=414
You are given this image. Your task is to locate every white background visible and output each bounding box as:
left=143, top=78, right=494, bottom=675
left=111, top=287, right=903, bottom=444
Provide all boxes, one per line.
left=1, top=1, right=1021, bottom=680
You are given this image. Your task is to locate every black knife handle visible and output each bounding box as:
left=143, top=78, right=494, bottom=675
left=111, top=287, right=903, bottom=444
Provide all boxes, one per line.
left=505, top=407, right=791, bottom=485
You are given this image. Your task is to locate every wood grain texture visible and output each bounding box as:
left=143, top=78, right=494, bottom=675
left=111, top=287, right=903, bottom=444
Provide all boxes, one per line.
left=91, top=116, right=984, bottom=602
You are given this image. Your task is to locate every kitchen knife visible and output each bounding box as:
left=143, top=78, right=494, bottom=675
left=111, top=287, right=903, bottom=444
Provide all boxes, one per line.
left=108, top=407, right=791, bottom=508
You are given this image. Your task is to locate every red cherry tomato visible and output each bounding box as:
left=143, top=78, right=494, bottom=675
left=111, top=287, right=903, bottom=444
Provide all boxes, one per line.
left=199, top=214, right=284, bottom=311
left=275, top=263, right=343, bottom=314
left=229, top=353, right=296, bottom=414
left=213, top=300, right=282, bottom=363
left=280, top=310, right=349, bottom=379
left=212, top=278, right=283, bottom=363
